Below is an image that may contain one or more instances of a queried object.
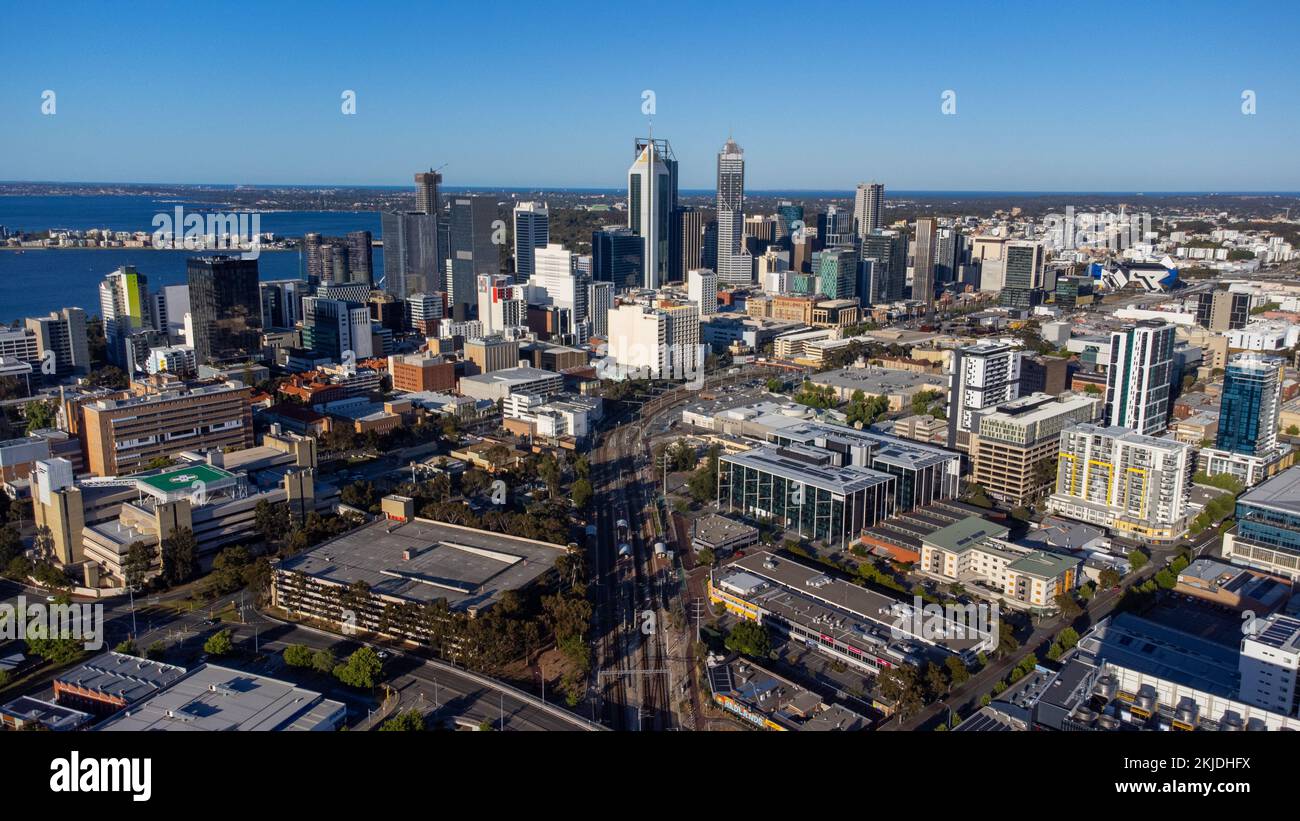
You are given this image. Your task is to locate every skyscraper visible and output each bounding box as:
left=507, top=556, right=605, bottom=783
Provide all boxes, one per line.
left=860, top=230, right=908, bottom=304
left=414, top=169, right=442, bottom=215
left=1216, top=353, right=1283, bottom=456
left=853, top=182, right=884, bottom=238
left=818, top=206, right=853, bottom=248
left=301, top=297, right=373, bottom=362
left=947, top=342, right=1023, bottom=451
left=674, top=206, right=707, bottom=282
left=346, top=231, right=373, bottom=286
left=187, top=255, right=262, bottom=365
left=715, top=137, right=751, bottom=285
left=815, top=248, right=855, bottom=301
left=381, top=211, right=440, bottom=299
left=449, top=196, right=501, bottom=322
left=513, top=201, right=549, bottom=282
left=911, top=217, right=937, bottom=307
left=99, top=266, right=153, bottom=369
left=627, top=137, right=677, bottom=290
left=592, top=227, right=644, bottom=292
left=935, top=227, right=963, bottom=286
left=1105, top=320, right=1176, bottom=436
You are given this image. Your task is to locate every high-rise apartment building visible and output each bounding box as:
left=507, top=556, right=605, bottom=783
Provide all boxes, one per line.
left=414, top=169, right=442, bottom=215
left=512, top=201, right=549, bottom=281
left=853, top=182, right=884, bottom=238
left=1105, top=320, right=1176, bottom=436
left=587, top=280, right=613, bottom=339
left=673, top=206, right=708, bottom=283
left=604, top=302, right=700, bottom=381
left=998, top=240, right=1047, bottom=309
left=24, top=308, right=90, bottom=376
left=99, top=266, right=153, bottom=369
left=818, top=206, right=853, bottom=248
left=1050, top=423, right=1194, bottom=543
left=187, top=256, right=262, bottom=366
left=947, top=342, right=1023, bottom=451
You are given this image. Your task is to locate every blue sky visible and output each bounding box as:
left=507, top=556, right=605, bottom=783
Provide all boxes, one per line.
left=2, top=0, right=1298, bottom=191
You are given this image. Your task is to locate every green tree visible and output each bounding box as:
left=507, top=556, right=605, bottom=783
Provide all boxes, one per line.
left=311, top=649, right=335, bottom=674
left=23, top=399, right=57, bottom=433
left=1098, top=567, right=1122, bottom=589
left=1127, top=549, right=1148, bottom=572
left=571, top=478, right=593, bottom=510
left=123, top=541, right=155, bottom=590
left=334, top=647, right=383, bottom=689
left=724, top=620, right=771, bottom=658
left=283, top=644, right=315, bottom=668
left=160, top=527, right=198, bottom=587
left=380, top=709, right=426, bottom=732
left=204, top=629, right=234, bottom=656
left=878, top=665, right=925, bottom=719
left=210, top=545, right=251, bottom=594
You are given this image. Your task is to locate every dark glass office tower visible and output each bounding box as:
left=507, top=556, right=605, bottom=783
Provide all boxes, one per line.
left=860, top=230, right=907, bottom=304
left=672, top=206, right=708, bottom=282
left=346, top=231, right=373, bottom=285
left=592, top=227, right=644, bottom=292
left=187, top=255, right=262, bottom=365
left=449, top=196, right=500, bottom=321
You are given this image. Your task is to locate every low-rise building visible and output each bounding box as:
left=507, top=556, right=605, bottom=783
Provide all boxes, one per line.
left=968, top=393, right=1100, bottom=508
left=918, top=516, right=1080, bottom=611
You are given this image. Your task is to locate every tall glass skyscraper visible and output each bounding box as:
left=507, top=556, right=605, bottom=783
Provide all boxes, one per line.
left=512, top=201, right=549, bottom=282
left=1217, top=353, right=1283, bottom=456
left=715, top=137, right=751, bottom=284
left=449, top=196, right=501, bottom=321
left=627, top=137, right=677, bottom=289
left=187, top=255, right=262, bottom=365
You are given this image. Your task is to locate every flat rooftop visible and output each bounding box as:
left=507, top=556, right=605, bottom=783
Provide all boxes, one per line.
left=1238, top=465, right=1300, bottom=517
left=721, top=444, right=896, bottom=495
left=1078, top=612, right=1241, bottom=699
left=96, top=664, right=345, bottom=731
left=692, top=514, right=759, bottom=548
left=277, top=516, right=566, bottom=614
left=719, top=551, right=986, bottom=655
left=136, top=463, right=237, bottom=499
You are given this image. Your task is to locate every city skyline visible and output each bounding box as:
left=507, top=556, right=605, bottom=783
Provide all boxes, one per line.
left=3, top=2, right=1299, bottom=191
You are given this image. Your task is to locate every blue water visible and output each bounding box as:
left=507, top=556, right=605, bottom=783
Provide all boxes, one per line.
left=0, top=195, right=382, bottom=321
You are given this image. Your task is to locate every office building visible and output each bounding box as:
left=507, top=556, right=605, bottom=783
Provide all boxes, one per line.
left=512, top=201, right=549, bottom=281
left=587, top=280, right=613, bottom=338
left=627, top=137, right=677, bottom=289
left=968, top=393, right=1101, bottom=508
left=853, top=182, right=884, bottom=238
left=1105, top=320, right=1176, bottom=436
left=300, top=297, right=372, bottom=363
left=814, top=248, right=855, bottom=301
left=414, top=168, right=442, bottom=214
left=717, top=444, right=896, bottom=548
left=1050, top=424, right=1194, bottom=543
left=715, top=137, right=751, bottom=285
left=911, top=217, right=937, bottom=307
left=405, top=292, right=444, bottom=336
left=476, top=273, right=522, bottom=336
left=674, top=206, right=708, bottom=282
left=388, top=353, right=455, bottom=394
left=1196, top=289, right=1251, bottom=332
left=77, top=383, right=254, bottom=476
left=1201, top=353, right=1289, bottom=487
left=1223, top=466, right=1300, bottom=580
left=259, top=279, right=307, bottom=330
left=449, top=196, right=501, bottom=322
left=997, top=241, right=1047, bottom=309
left=817, top=206, right=853, bottom=248
left=464, top=336, right=520, bottom=375
left=592, top=226, right=643, bottom=291
left=947, top=342, right=1023, bottom=451
left=687, top=268, right=718, bottom=317
left=187, top=255, right=262, bottom=366
left=860, top=229, right=907, bottom=305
